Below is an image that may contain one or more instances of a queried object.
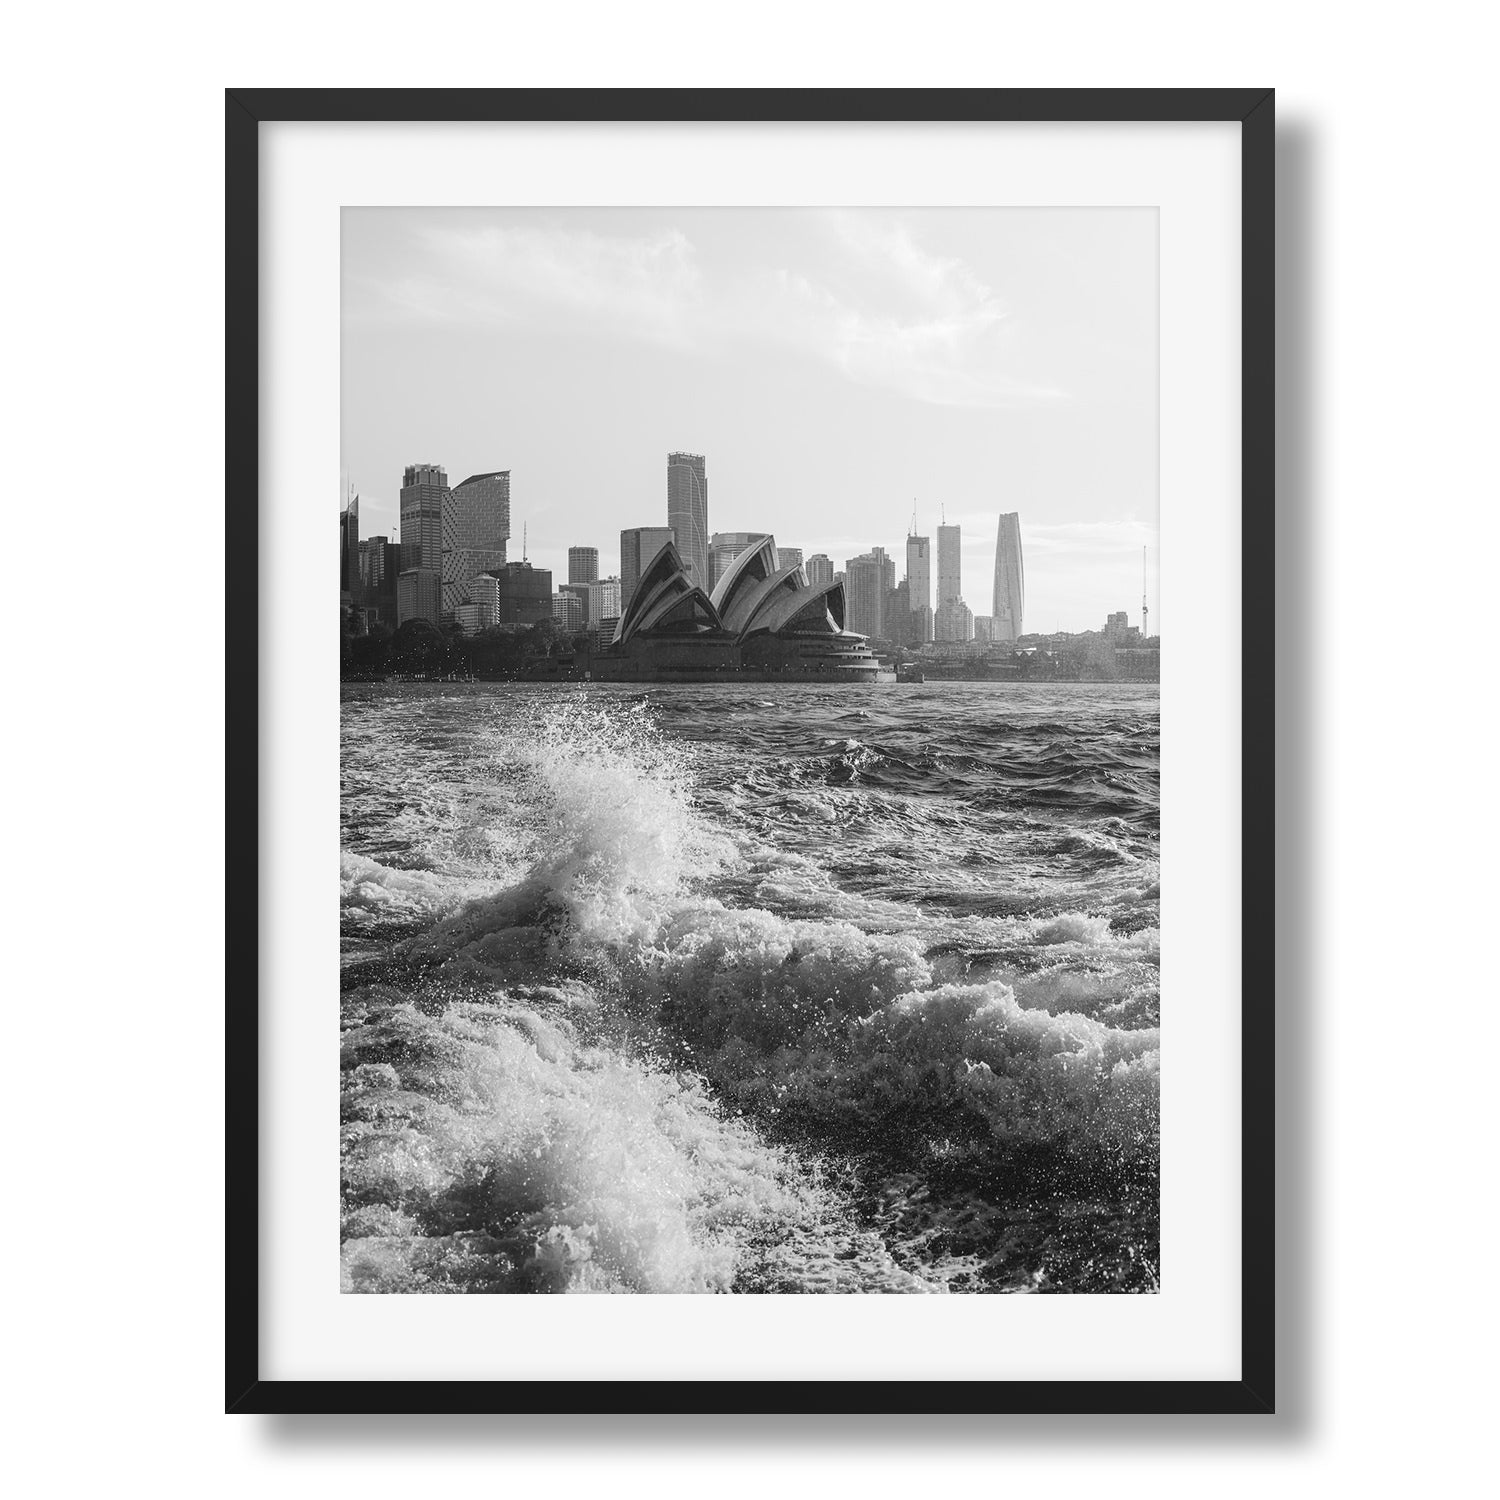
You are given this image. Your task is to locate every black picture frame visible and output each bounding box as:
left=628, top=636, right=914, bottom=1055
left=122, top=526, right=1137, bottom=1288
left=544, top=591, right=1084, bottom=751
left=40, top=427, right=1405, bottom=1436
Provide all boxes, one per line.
left=226, top=86, right=1275, bottom=1416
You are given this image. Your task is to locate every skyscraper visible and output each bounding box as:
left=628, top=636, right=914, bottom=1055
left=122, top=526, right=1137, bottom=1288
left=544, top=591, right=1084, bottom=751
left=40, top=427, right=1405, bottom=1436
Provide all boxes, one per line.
left=905, top=532, right=933, bottom=644
left=778, top=547, right=803, bottom=571
left=936, top=523, right=962, bottom=605
left=340, top=489, right=360, bottom=613
left=804, top=554, right=834, bottom=588
left=441, top=471, right=510, bottom=620
left=667, top=452, right=709, bottom=589
left=360, top=536, right=402, bottom=624
left=845, top=547, right=896, bottom=639
left=398, top=463, right=448, bottom=625
left=885, top=580, right=911, bottom=645
left=568, top=546, right=599, bottom=585
left=905, top=534, right=931, bottom=613
left=620, top=526, right=676, bottom=610
left=992, top=512, right=1025, bottom=642
left=932, top=523, right=969, bottom=641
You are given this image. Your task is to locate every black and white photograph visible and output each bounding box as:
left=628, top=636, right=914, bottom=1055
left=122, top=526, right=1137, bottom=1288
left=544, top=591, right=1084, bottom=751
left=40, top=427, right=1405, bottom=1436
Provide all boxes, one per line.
left=337, top=205, right=1162, bottom=1295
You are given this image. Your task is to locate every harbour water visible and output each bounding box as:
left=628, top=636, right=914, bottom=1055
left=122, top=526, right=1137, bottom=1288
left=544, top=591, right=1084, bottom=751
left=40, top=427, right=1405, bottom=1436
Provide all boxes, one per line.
left=340, top=681, right=1160, bottom=1294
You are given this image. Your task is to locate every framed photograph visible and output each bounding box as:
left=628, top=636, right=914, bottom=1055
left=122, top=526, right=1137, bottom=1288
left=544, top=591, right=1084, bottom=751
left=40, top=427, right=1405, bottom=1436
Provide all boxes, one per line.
left=227, top=88, right=1273, bottom=1413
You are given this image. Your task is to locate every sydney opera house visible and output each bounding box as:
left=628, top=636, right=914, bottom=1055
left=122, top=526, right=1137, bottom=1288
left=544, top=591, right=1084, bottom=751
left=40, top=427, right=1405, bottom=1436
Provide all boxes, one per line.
left=592, top=536, right=890, bottom=682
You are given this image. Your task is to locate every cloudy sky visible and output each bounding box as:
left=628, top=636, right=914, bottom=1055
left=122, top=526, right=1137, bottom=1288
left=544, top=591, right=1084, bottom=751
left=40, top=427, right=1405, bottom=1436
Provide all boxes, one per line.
left=343, top=206, right=1157, bottom=633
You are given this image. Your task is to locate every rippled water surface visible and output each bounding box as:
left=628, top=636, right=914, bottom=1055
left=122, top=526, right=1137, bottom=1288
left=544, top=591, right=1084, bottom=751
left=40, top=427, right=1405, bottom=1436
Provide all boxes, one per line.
left=340, top=681, right=1160, bottom=1294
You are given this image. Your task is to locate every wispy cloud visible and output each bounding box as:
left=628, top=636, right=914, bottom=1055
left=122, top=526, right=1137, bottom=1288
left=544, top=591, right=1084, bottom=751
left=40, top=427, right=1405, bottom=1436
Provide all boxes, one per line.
left=353, top=223, right=704, bottom=347
left=350, top=213, right=1064, bottom=410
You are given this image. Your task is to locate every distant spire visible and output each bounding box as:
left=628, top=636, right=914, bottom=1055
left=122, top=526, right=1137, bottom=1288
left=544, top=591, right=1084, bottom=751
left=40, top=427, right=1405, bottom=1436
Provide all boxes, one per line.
left=1142, top=545, right=1149, bottom=638
left=523, top=522, right=528, bottom=562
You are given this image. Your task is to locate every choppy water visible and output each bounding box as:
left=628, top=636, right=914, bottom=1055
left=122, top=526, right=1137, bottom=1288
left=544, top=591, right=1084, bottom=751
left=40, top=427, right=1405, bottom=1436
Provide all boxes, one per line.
left=340, top=681, right=1160, bottom=1294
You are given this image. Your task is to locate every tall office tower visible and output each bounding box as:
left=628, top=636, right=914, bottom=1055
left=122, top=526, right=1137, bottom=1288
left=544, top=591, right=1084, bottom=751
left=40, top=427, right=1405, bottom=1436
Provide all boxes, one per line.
left=666, top=452, right=709, bottom=589
left=620, top=526, right=676, bottom=609
left=399, top=464, right=447, bottom=572
left=778, top=547, right=803, bottom=571
left=708, top=531, right=770, bottom=591
left=885, top=581, right=911, bottom=646
left=442, top=471, right=511, bottom=620
left=904, top=532, right=932, bottom=645
left=992, top=512, right=1025, bottom=642
left=804, top=554, right=834, bottom=588
left=845, top=548, right=895, bottom=638
left=586, top=576, right=622, bottom=625
left=398, top=463, right=448, bottom=624
left=360, top=536, right=403, bottom=624
left=905, top=534, right=931, bottom=613
left=568, top=547, right=599, bottom=585
left=935, top=598, right=974, bottom=642
left=936, top=523, right=962, bottom=604
left=340, top=490, right=360, bottom=609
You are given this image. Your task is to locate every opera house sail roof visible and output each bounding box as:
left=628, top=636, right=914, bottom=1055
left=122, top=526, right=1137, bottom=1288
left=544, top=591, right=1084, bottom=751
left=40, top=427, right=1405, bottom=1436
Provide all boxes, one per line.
left=599, top=538, right=886, bottom=682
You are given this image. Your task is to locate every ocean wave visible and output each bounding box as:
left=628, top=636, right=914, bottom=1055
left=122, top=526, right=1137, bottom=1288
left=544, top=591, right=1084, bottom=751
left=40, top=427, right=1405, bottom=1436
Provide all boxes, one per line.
left=375, top=700, right=1159, bottom=1182
left=340, top=990, right=944, bottom=1294
left=340, top=996, right=818, bottom=1293
left=340, top=687, right=1162, bottom=1290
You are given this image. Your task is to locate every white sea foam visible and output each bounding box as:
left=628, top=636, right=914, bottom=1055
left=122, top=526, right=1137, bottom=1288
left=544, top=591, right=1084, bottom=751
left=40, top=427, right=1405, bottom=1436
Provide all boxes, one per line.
left=341, top=688, right=1162, bottom=1291
left=340, top=998, right=821, bottom=1293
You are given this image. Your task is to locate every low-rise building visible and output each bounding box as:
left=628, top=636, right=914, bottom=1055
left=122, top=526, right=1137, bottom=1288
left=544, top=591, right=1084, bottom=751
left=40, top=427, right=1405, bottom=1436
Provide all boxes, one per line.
left=586, top=576, right=622, bottom=624
left=496, top=561, right=553, bottom=625
left=559, top=582, right=592, bottom=624
left=397, top=568, right=440, bottom=627
left=552, top=591, right=584, bottom=630
left=934, top=597, right=973, bottom=642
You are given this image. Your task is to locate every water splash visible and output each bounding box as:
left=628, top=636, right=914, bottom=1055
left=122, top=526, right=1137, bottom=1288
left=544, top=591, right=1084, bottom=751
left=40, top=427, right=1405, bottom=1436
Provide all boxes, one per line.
left=340, top=685, right=1161, bottom=1292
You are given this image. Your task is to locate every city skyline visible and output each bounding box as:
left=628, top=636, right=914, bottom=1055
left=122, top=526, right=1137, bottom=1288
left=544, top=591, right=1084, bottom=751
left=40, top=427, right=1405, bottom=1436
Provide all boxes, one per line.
left=354, top=454, right=1155, bottom=641
left=343, top=207, right=1158, bottom=633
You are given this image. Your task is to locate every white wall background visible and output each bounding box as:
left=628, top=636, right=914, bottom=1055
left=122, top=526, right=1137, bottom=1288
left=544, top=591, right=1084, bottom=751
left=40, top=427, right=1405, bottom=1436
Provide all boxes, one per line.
left=3, top=2, right=1494, bottom=1496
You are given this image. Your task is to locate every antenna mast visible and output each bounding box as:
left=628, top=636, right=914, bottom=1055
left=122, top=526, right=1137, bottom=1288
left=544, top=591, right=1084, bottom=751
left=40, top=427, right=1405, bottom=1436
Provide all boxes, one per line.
left=1142, top=545, right=1149, bottom=639
left=523, top=522, right=528, bottom=563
